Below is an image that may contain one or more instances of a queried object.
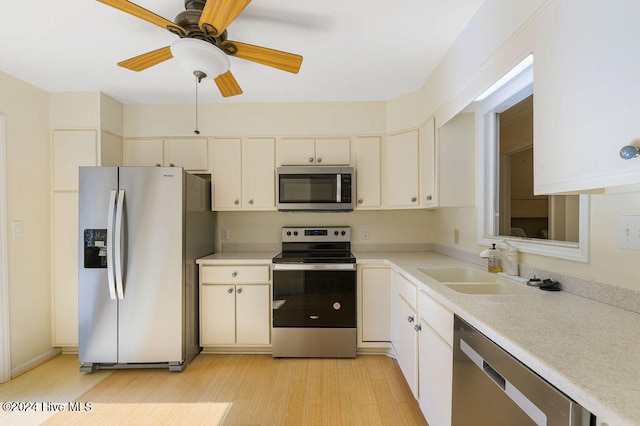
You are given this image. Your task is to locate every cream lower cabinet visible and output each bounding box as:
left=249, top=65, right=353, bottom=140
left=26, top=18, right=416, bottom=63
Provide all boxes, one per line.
left=358, top=265, right=391, bottom=347
left=390, top=271, right=419, bottom=398
left=417, top=290, right=453, bottom=426
left=200, top=265, right=271, bottom=347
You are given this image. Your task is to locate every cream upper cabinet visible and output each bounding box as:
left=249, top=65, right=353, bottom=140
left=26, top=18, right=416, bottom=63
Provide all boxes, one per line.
left=165, top=138, right=208, bottom=171
left=124, top=139, right=163, bottom=167
left=212, top=138, right=276, bottom=210
left=437, top=113, right=475, bottom=207
left=387, top=129, right=420, bottom=208
left=212, top=138, right=242, bottom=210
left=534, top=0, right=640, bottom=193
left=124, top=138, right=208, bottom=171
left=354, top=136, right=382, bottom=208
left=419, top=117, right=436, bottom=208
left=279, top=137, right=351, bottom=165
left=242, top=138, right=276, bottom=210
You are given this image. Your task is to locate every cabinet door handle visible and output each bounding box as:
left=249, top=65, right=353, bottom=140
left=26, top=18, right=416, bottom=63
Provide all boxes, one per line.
left=317, top=157, right=322, bottom=163
left=231, top=271, right=237, bottom=278
left=248, top=199, right=254, bottom=205
left=414, top=324, right=421, bottom=332
left=234, top=199, right=239, bottom=205
left=227, top=287, right=233, bottom=294
left=308, top=157, right=314, bottom=163
left=411, top=197, right=417, bottom=203
left=358, top=199, right=363, bottom=204
left=407, top=315, right=414, bottom=323
left=620, top=145, right=640, bottom=159
left=426, top=195, right=432, bottom=201
left=236, top=287, right=243, bottom=294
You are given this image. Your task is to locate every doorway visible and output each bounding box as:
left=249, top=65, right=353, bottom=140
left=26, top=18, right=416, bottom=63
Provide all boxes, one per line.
left=0, top=114, right=10, bottom=383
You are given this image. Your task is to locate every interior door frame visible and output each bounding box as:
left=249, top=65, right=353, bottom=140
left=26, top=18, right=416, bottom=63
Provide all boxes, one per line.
left=0, top=114, right=11, bottom=383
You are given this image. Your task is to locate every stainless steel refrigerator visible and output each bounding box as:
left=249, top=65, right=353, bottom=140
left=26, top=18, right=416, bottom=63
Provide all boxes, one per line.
left=78, top=167, right=215, bottom=372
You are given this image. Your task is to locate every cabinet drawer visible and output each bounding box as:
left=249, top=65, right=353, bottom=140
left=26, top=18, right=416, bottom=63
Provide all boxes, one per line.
left=201, top=265, right=270, bottom=284
left=418, top=290, right=453, bottom=346
left=397, top=273, right=417, bottom=309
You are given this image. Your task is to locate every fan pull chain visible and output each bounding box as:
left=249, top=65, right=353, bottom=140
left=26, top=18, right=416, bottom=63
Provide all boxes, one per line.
left=193, top=71, right=206, bottom=135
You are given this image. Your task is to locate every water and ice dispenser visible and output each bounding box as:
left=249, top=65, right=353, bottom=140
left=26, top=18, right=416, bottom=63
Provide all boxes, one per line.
left=83, top=229, right=107, bottom=268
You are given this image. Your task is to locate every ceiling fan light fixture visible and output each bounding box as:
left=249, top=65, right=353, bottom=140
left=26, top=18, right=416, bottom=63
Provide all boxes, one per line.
left=170, top=38, right=230, bottom=79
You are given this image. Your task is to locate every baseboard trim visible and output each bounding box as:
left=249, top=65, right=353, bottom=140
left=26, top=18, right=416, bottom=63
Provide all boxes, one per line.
left=11, top=348, right=61, bottom=378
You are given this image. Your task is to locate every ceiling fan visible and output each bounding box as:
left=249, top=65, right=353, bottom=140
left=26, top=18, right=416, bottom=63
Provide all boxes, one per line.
left=98, top=0, right=303, bottom=97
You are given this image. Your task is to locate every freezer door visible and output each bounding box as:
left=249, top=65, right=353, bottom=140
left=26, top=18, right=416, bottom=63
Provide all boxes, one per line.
left=117, top=167, right=185, bottom=364
left=78, top=167, right=119, bottom=363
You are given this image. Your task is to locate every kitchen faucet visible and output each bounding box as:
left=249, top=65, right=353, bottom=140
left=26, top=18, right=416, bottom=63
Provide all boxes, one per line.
left=480, top=241, right=519, bottom=276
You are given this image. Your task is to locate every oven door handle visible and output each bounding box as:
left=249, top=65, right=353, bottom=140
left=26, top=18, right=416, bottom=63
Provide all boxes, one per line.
left=272, top=263, right=356, bottom=271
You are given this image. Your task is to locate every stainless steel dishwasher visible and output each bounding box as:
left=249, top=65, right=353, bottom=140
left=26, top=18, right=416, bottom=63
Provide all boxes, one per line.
left=452, top=316, right=594, bottom=426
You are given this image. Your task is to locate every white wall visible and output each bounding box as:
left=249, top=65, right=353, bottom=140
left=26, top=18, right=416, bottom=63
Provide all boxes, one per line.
left=124, top=101, right=386, bottom=138
left=0, top=71, right=52, bottom=369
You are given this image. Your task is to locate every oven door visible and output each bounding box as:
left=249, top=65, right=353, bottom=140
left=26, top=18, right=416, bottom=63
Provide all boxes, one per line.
left=272, top=264, right=356, bottom=328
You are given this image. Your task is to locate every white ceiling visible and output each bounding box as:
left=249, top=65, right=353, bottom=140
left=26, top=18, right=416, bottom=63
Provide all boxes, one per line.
left=0, top=0, right=484, bottom=104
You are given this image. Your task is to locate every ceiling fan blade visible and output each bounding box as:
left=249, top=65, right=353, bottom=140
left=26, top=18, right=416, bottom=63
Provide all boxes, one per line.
left=118, top=46, right=173, bottom=71
left=214, top=71, right=243, bottom=97
left=223, top=41, right=302, bottom=74
left=199, top=0, right=252, bottom=36
left=97, top=0, right=185, bottom=35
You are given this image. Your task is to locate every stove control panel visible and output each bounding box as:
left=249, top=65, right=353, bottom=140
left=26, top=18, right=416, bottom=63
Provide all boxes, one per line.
left=282, top=226, right=351, bottom=242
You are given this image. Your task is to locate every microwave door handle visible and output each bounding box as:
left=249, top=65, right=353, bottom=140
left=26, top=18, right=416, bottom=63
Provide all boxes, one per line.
left=106, top=190, right=117, bottom=300
left=337, top=173, right=341, bottom=203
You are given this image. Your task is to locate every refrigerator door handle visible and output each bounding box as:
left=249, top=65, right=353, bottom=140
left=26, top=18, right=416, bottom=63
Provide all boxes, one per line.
left=106, top=189, right=118, bottom=300
left=114, top=189, right=125, bottom=300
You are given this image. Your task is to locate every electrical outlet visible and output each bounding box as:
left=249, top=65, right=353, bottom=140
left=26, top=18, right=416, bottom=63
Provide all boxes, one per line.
left=453, top=228, right=460, bottom=244
left=617, top=216, right=640, bottom=250
left=12, top=221, right=24, bottom=237
left=361, top=228, right=370, bottom=240
left=221, top=228, right=230, bottom=241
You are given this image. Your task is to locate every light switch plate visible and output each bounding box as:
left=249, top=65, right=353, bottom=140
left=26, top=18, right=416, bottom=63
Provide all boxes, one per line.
left=617, top=216, right=640, bottom=250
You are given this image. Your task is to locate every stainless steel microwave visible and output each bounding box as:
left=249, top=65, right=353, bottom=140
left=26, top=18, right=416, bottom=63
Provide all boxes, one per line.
left=276, top=166, right=354, bottom=211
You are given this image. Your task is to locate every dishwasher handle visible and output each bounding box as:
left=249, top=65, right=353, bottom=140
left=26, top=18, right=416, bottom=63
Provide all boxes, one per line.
left=460, top=339, right=547, bottom=426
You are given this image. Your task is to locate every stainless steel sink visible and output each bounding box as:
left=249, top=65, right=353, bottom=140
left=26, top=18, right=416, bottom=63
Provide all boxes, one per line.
left=417, top=267, right=529, bottom=295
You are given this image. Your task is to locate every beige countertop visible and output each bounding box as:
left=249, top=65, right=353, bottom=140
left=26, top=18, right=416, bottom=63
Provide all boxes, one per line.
left=197, top=250, right=639, bottom=425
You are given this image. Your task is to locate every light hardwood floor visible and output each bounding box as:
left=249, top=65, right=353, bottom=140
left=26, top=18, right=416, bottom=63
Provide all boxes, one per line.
left=0, top=354, right=427, bottom=425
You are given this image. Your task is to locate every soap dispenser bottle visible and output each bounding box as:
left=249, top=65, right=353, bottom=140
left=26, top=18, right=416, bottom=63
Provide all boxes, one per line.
left=487, top=243, right=502, bottom=273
